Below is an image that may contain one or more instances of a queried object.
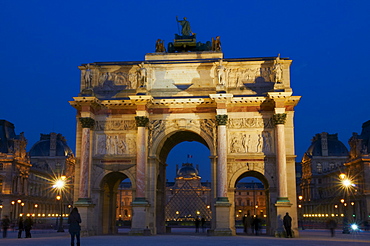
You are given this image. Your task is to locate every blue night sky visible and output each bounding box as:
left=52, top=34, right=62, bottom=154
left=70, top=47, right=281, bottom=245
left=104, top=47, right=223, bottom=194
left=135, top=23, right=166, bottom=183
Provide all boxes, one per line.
left=1, top=1, right=370, bottom=182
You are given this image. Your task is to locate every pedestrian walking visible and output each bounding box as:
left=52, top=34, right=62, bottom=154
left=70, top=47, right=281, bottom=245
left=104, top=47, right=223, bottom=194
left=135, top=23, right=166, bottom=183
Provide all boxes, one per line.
left=68, top=207, right=82, bottom=246
left=201, top=217, right=206, bottom=233
left=283, top=212, right=293, bottom=238
left=326, top=218, right=337, bottom=237
left=195, top=216, right=200, bottom=233
left=18, top=217, right=24, bottom=238
left=24, top=216, right=33, bottom=238
left=252, top=215, right=261, bottom=235
left=2, top=215, right=10, bottom=238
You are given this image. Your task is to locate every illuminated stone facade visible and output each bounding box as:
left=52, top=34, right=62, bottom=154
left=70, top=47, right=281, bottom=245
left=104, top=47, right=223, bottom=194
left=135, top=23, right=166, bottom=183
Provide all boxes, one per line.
left=70, top=50, right=300, bottom=236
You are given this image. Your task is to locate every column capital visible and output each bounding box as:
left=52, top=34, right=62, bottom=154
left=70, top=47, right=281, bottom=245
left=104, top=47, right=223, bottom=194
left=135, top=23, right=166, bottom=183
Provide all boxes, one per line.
left=216, top=114, right=228, bottom=125
left=135, top=116, right=149, bottom=127
left=273, top=113, right=287, bottom=125
left=79, top=117, right=95, bottom=129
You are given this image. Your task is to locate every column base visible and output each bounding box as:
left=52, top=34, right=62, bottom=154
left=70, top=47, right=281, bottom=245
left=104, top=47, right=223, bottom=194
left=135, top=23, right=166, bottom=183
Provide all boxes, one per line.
left=213, top=198, right=233, bottom=236
left=275, top=197, right=291, bottom=205
left=74, top=198, right=94, bottom=206
left=130, top=198, right=151, bottom=236
left=216, top=197, right=229, bottom=203
left=132, top=197, right=149, bottom=205
left=74, top=199, right=96, bottom=236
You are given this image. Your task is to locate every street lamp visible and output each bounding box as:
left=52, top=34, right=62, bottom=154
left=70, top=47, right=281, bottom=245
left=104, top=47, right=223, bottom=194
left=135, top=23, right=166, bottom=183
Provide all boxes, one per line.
left=56, top=195, right=64, bottom=232
left=53, top=175, right=66, bottom=232
left=339, top=173, right=352, bottom=234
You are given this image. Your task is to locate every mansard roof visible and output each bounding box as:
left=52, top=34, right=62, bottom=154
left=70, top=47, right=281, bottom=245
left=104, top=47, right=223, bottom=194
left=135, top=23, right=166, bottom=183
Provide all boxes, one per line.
left=306, top=133, right=348, bottom=157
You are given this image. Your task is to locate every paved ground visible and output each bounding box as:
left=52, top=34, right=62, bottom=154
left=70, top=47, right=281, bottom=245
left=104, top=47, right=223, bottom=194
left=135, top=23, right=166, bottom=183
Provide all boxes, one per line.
left=0, top=228, right=369, bottom=246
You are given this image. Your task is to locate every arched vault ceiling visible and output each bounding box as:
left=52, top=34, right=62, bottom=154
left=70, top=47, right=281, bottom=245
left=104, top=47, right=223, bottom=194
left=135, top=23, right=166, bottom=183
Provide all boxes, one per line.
left=159, top=131, right=209, bottom=162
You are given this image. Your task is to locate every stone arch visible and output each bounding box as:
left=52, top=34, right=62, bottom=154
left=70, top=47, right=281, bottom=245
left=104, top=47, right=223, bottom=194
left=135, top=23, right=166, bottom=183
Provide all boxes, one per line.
left=228, top=169, right=273, bottom=234
left=149, top=127, right=214, bottom=234
left=99, top=171, right=133, bottom=234
left=150, top=123, right=216, bottom=158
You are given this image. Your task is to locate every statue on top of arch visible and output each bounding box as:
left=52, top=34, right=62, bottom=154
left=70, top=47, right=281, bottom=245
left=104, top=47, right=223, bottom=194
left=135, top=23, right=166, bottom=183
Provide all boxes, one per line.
left=163, top=16, right=220, bottom=53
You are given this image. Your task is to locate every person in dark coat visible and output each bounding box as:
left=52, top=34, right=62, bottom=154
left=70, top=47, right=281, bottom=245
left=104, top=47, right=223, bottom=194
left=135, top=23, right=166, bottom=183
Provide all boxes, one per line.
left=24, top=216, right=33, bottom=238
left=195, top=217, right=200, bottom=233
left=201, top=217, right=206, bottom=233
left=18, top=217, right=24, bottom=238
left=283, top=212, right=293, bottom=238
left=252, top=215, right=261, bottom=235
left=326, top=218, right=337, bottom=237
left=68, top=207, right=82, bottom=246
left=2, top=215, right=10, bottom=238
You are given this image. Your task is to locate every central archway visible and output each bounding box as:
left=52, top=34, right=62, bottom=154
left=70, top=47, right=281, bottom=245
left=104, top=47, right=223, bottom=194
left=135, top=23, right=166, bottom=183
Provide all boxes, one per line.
left=152, top=130, right=214, bottom=234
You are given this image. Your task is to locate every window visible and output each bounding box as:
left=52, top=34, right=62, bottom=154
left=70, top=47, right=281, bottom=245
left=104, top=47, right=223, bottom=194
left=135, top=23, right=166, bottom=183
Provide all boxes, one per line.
left=330, top=163, right=335, bottom=169
left=316, top=163, right=322, bottom=173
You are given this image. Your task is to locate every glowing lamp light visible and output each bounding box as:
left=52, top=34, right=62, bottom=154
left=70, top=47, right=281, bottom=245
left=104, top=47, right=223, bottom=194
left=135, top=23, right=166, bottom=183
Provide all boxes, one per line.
left=351, top=224, right=358, bottom=231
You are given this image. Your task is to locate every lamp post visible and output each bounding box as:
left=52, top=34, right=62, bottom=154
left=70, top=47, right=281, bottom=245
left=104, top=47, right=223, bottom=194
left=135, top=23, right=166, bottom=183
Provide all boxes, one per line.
left=339, top=173, right=351, bottom=234
left=298, top=195, right=303, bottom=229
left=53, top=175, right=66, bottom=232
left=11, top=201, right=15, bottom=221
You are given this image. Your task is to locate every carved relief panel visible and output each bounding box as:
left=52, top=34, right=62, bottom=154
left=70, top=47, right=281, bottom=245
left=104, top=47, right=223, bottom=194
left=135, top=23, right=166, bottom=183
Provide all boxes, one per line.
left=94, top=119, right=137, bottom=156
left=95, top=134, right=136, bottom=156
left=228, top=118, right=274, bottom=154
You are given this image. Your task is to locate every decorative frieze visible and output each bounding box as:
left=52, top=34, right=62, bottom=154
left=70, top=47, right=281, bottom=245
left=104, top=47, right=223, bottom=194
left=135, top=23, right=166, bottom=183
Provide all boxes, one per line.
left=272, top=113, right=287, bottom=125
left=228, top=118, right=273, bottom=129
left=95, top=120, right=136, bottom=131
left=135, top=116, right=149, bottom=127
left=79, top=117, right=95, bottom=129
left=216, top=115, right=228, bottom=125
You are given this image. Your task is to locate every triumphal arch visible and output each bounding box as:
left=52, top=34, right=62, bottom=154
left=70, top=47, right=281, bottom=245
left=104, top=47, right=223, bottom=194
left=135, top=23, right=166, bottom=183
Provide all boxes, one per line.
left=70, top=26, right=300, bottom=236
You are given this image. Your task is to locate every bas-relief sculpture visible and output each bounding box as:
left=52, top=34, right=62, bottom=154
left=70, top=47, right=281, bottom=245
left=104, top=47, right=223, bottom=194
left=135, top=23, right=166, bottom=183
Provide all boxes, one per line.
left=80, top=61, right=283, bottom=95
left=95, top=120, right=136, bottom=131
left=228, top=118, right=274, bottom=129
left=95, top=134, right=136, bottom=156
left=227, top=118, right=274, bottom=154
left=229, top=131, right=273, bottom=154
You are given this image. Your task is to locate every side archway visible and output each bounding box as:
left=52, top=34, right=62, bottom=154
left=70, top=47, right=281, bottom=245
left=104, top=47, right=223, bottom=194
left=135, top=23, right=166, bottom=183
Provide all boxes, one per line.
left=230, top=170, right=272, bottom=235
left=99, top=171, right=132, bottom=234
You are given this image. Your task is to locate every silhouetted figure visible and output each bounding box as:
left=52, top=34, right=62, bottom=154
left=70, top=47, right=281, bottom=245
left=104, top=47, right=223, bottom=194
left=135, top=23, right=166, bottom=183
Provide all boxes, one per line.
left=195, top=217, right=200, bottom=233
left=68, top=207, right=82, bottom=246
left=201, top=217, right=206, bottom=233
left=24, top=216, right=33, bottom=238
left=243, top=213, right=253, bottom=234
left=18, top=217, right=24, bottom=238
left=283, top=212, right=292, bottom=238
left=326, top=218, right=337, bottom=237
left=2, top=215, right=10, bottom=238
left=252, top=216, right=261, bottom=235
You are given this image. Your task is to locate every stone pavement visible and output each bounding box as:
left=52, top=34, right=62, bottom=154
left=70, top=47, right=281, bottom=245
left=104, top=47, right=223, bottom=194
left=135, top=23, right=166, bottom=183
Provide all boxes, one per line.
left=0, top=228, right=369, bottom=246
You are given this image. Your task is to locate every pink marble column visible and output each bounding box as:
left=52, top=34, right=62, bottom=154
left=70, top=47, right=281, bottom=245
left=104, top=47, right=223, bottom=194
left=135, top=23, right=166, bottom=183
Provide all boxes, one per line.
left=79, top=117, right=95, bottom=199
left=135, top=116, right=149, bottom=199
left=216, top=115, right=228, bottom=201
left=273, top=113, right=289, bottom=202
